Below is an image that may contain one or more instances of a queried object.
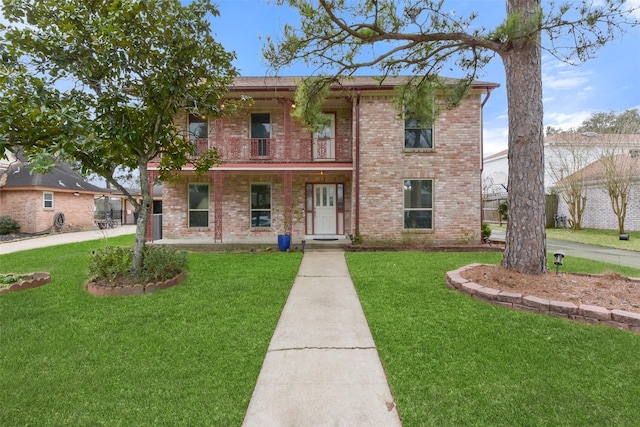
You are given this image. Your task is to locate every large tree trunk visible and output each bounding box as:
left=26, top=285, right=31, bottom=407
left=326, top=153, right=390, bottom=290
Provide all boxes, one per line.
left=132, top=160, right=152, bottom=274
left=500, top=0, right=547, bottom=274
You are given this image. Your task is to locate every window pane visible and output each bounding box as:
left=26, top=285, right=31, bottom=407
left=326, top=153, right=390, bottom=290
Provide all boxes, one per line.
left=404, top=180, right=432, bottom=209
left=251, top=211, right=271, bottom=227
left=337, top=184, right=344, bottom=211
left=251, top=184, right=271, bottom=209
left=43, top=193, right=53, bottom=208
left=189, top=211, right=209, bottom=227
left=404, top=211, right=432, bottom=229
left=404, top=115, right=433, bottom=149
left=189, top=114, right=208, bottom=139
left=251, top=113, right=271, bottom=138
left=189, top=185, right=209, bottom=209
left=306, top=184, right=313, bottom=210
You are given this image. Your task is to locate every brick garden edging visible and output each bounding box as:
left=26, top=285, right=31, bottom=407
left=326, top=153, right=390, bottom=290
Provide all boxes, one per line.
left=0, top=273, right=51, bottom=294
left=446, top=264, right=640, bottom=333
left=85, top=270, right=187, bottom=296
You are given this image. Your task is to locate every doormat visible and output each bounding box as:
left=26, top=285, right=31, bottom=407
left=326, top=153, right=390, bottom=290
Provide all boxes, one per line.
left=313, top=238, right=339, bottom=241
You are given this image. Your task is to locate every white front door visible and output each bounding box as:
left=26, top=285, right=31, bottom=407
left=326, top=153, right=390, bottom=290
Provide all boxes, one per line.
left=314, top=184, right=337, bottom=234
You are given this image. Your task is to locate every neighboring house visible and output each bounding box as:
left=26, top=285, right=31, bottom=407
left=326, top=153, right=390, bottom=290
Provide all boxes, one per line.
left=147, top=76, right=499, bottom=243
left=484, top=133, right=640, bottom=196
left=557, top=152, right=640, bottom=231
left=0, top=151, right=106, bottom=233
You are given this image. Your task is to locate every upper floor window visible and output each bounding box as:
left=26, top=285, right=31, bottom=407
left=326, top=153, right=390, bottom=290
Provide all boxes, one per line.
left=43, top=192, right=54, bottom=209
left=404, top=115, right=433, bottom=149
left=403, top=179, right=433, bottom=229
left=251, top=113, right=271, bottom=157
left=188, top=114, right=208, bottom=140
left=188, top=184, right=209, bottom=228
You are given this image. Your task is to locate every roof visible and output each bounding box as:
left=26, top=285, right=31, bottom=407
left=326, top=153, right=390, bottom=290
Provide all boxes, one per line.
left=483, top=149, right=508, bottom=161
left=230, top=76, right=499, bottom=92
left=0, top=153, right=106, bottom=194
left=563, top=152, right=640, bottom=183
left=545, top=132, right=640, bottom=147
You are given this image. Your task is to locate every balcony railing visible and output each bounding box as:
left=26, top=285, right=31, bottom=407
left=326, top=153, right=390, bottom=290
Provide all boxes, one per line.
left=153, top=137, right=353, bottom=164
left=213, top=137, right=353, bottom=163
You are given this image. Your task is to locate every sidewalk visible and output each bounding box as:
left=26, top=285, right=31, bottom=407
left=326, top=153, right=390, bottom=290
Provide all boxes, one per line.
left=0, top=225, right=136, bottom=255
left=242, top=250, right=402, bottom=426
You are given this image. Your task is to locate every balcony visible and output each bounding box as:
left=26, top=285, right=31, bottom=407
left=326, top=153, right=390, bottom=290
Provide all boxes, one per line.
left=190, top=136, right=353, bottom=163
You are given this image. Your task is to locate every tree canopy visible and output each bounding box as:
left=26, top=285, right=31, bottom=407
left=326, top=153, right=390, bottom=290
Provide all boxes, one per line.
left=0, top=0, right=241, bottom=271
left=265, top=0, right=638, bottom=274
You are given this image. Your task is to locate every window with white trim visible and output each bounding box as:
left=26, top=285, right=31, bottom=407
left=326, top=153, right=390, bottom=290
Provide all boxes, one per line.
left=43, top=192, right=54, bottom=209
left=250, top=183, right=271, bottom=228
left=188, top=184, right=209, bottom=227
left=403, top=179, right=433, bottom=229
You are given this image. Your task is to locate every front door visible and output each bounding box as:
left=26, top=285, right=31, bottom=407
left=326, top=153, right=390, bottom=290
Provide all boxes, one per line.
left=314, top=184, right=337, bottom=234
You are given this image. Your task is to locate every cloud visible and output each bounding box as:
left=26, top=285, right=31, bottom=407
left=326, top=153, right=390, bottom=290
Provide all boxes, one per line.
left=483, top=126, right=509, bottom=157
left=544, top=110, right=593, bottom=130
left=542, top=66, right=592, bottom=91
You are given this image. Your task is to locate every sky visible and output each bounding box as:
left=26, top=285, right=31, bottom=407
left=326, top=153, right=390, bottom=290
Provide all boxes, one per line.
left=209, top=0, right=640, bottom=157
left=2, top=0, right=639, bottom=158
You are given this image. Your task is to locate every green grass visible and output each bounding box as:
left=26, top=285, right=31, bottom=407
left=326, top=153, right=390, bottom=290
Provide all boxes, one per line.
left=491, top=225, right=640, bottom=252
left=347, top=252, right=640, bottom=427
left=546, top=228, right=640, bottom=252
left=0, top=236, right=302, bottom=426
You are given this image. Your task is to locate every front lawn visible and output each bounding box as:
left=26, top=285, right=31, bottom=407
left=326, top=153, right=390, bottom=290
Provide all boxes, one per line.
left=347, top=252, right=640, bottom=426
left=0, top=236, right=301, bottom=426
left=546, top=227, right=640, bottom=252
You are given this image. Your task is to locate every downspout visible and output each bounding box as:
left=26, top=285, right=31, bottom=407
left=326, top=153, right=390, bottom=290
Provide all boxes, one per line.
left=479, top=87, right=495, bottom=232
left=355, top=92, right=361, bottom=238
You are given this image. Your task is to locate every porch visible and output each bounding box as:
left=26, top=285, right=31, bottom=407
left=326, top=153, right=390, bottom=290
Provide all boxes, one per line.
left=149, top=234, right=352, bottom=252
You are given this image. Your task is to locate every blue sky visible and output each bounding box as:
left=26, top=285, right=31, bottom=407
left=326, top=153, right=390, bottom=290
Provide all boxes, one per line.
left=2, top=0, right=639, bottom=157
left=210, top=0, right=640, bottom=156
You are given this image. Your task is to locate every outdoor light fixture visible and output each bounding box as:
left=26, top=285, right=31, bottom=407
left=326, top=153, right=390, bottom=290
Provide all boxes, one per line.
left=553, top=251, right=565, bottom=274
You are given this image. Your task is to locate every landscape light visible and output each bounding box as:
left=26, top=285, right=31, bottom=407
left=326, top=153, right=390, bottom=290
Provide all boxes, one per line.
left=553, top=251, right=565, bottom=275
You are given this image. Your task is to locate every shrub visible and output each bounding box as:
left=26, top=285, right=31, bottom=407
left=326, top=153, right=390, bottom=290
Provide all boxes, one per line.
left=498, top=200, right=508, bottom=221
left=88, top=246, right=133, bottom=283
left=139, top=245, right=188, bottom=282
left=0, top=216, right=20, bottom=235
left=88, top=245, right=187, bottom=285
left=482, top=222, right=492, bottom=240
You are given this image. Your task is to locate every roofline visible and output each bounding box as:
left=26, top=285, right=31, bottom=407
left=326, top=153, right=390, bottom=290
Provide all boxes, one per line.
left=229, top=76, right=500, bottom=93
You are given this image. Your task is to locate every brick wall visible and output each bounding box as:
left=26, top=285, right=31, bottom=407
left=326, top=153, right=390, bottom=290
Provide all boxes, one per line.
left=557, top=179, right=640, bottom=231
left=0, top=190, right=96, bottom=233
left=162, top=88, right=484, bottom=243
left=357, top=93, right=483, bottom=242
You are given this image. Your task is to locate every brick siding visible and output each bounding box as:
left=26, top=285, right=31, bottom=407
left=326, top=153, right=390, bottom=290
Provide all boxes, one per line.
left=557, top=179, right=640, bottom=231
left=0, top=190, right=96, bottom=233
left=160, top=87, right=484, bottom=243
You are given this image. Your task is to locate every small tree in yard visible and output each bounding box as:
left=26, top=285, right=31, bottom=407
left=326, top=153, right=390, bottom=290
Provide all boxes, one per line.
left=0, top=0, right=242, bottom=274
left=265, top=0, right=638, bottom=274
left=578, top=109, right=640, bottom=234
left=598, top=145, right=640, bottom=235
left=546, top=132, right=598, bottom=230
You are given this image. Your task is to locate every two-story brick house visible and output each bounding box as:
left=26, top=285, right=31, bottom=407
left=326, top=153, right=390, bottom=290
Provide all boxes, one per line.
left=148, top=76, right=498, bottom=244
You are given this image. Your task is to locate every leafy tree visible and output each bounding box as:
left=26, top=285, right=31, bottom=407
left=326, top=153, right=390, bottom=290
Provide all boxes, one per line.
left=0, top=0, right=241, bottom=273
left=265, top=0, right=638, bottom=274
left=579, top=108, right=640, bottom=134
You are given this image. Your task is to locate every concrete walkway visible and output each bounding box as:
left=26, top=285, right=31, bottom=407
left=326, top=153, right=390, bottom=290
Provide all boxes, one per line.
left=242, top=250, right=402, bottom=427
